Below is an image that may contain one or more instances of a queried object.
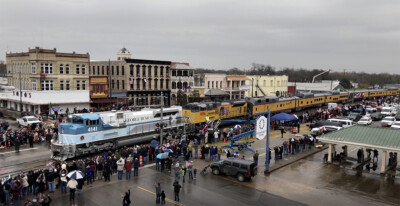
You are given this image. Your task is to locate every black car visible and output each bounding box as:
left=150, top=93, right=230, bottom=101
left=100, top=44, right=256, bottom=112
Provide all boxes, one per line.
left=347, top=113, right=362, bottom=122
left=371, top=112, right=384, bottom=121
left=309, top=121, right=342, bottom=129
left=210, top=158, right=257, bottom=182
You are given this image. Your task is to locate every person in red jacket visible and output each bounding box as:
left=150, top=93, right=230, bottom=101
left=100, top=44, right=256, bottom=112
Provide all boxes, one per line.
left=11, top=180, right=22, bottom=206
left=125, top=160, right=132, bottom=180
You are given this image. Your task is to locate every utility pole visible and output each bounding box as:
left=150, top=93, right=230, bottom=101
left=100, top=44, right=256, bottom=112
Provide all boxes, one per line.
left=108, top=59, right=112, bottom=109
left=160, top=91, right=164, bottom=145
left=19, top=69, right=22, bottom=115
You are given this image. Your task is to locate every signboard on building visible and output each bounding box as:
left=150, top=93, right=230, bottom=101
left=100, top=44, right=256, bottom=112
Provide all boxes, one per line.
left=239, top=85, right=250, bottom=91
left=255, top=116, right=267, bottom=140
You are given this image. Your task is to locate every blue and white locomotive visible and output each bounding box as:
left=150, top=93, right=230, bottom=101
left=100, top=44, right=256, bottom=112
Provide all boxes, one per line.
left=51, top=106, right=183, bottom=160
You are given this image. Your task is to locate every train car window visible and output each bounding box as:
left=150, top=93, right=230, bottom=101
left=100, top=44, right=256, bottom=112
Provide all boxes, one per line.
left=86, top=120, right=90, bottom=125
left=301, top=101, right=303, bottom=104
left=72, top=118, right=84, bottom=124
left=307, top=101, right=309, bottom=104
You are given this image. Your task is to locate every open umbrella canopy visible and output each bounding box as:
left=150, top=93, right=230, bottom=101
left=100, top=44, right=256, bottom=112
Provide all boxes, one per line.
left=67, top=170, right=85, bottom=179
left=234, top=125, right=241, bottom=129
left=271, top=113, right=298, bottom=121
left=156, top=152, right=169, bottom=159
left=150, top=139, right=159, bottom=148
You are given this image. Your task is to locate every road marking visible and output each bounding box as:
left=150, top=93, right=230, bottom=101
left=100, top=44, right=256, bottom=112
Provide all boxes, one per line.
left=137, top=186, right=185, bottom=206
left=0, top=148, right=38, bottom=154
left=142, top=163, right=155, bottom=168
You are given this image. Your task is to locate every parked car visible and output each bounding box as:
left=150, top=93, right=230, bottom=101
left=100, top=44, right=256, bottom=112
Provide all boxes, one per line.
left=16, top=116, right=41, bottom=127
left=381, top=116, right=396, bottom=126
left=347, top=113, right=362, bottom=122
left=395, top=112, right=400, bottom=121
left=371, top=112, right=384, bottom=121
left=309, top=121, right=342, bottom=129
left=211, top=157, right=257, bottom=182
left=390, top=121, right=400, bottom=130
left=311, top=125, right=343, bottom=136
left=371, top=122, right=389, bottom=128
left=358, top=117, right=372, bottom=125
left=365, top=106, right=377, bottom=113
left=381, top=107, right=396, bottom=116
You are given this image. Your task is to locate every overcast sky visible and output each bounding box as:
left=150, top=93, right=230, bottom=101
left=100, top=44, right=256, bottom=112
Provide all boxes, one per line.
left=1, top=0, right=400, bottom=74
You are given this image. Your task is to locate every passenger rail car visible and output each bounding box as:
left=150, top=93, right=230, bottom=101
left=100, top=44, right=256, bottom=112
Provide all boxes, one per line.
left=183, top=89, right=400, bottom=127
left=51, top=107, right=184, bottom=160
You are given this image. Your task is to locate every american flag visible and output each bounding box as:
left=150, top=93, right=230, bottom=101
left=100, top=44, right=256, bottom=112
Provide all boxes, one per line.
left=143, top=78, right=147, bottom=83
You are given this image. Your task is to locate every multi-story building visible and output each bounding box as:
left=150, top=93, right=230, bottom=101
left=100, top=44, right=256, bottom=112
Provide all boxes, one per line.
left=0, top=47, right=90, bottom=117
left=90, top=47, right=172, bottom=108
left=202, top=73, right=248, bottom=100
left=170, top=62, right=194, bottom=105
left=246, top=75, right=288, bottom=97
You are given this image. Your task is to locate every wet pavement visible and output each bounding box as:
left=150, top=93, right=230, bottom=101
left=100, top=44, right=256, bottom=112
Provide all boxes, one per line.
left=1, top=123, right=400, bottom=205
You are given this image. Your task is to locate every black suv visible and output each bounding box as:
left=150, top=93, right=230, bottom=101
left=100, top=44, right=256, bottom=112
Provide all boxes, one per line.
left=210, top=157, right=257, bottom=181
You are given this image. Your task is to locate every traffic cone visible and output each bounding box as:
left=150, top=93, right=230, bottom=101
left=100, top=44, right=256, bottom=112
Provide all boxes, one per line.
left=139, top=155, right=143, bottom=166
left=224, top=138, right=226, bottom=143
left=199, top=151, right=202, bottom=159
left=238, top=154, right=240, bottom=159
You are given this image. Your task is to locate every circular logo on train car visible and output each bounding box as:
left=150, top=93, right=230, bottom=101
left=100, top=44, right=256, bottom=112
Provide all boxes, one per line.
left=80, top=136, right=84, bottom=141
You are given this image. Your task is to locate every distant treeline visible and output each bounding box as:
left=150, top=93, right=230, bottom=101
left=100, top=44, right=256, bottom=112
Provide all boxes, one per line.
left=195, top=63, right=400, bottom=89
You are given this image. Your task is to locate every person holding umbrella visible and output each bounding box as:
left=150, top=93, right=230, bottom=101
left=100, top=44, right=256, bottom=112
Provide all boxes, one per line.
left=67, top=177, right=78, bottom=202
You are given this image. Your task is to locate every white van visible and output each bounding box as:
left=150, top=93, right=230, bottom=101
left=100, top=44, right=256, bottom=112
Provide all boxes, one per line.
left=381, top=107, right=395, bottom=116
left=327, top=118, right=354, bottom=128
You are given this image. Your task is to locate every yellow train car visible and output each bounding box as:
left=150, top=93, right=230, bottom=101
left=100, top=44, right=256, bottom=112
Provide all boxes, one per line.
left=326, top=92, right=349, bottom=103
left=218, top=101, right=247, bottom=120
left=368, top=90, right=386, bottom=98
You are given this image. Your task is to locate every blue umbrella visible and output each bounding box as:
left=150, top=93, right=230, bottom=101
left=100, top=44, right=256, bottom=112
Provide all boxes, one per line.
left=234, top=125, right=241, bottom=129
left=156, top=152, right=169, bottom=159
left=150, top=139, right=159, bottom=148
left=164, top=149, right=173, bottom=153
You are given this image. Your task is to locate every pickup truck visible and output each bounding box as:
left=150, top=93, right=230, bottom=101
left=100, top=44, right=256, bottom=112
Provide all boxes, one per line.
left=16, top=116, right=41, bottom=127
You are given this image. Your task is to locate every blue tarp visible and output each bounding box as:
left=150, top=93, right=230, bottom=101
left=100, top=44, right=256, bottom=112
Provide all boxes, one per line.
left=270, top=112, right=297, bottom=121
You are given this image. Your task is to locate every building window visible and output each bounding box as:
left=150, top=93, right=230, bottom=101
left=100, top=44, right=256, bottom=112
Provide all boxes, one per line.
left=172, top=70, right=176, bottom=76
left=102, top=66, right=104, bottom=75
left=77, top=80, right=80, bottom=90
left=220, top=81, right=222, bottom=88
left=112, top=80, right=115, bottom=89
left=66, top=64, right=70, bottom=74
left=166, top=67, right=169, bottom=76
left=41, top=63, right=53, bottom=74
left=136, top=65, right=140, bottom=76
left=60, top=64, right=64, bottom=74
left=136, top=79, right=140, bottom=89
left=32, top=80, right=37, bottom=90
left=92, top=66, right=95, bottom=75
left=154, top=80, right=158, bottom=89
left=41, top=80, right=54, bottom=90
left=122, top=66, right=125, bottom=75
left=142, top=79, right=145, bottom=90
left=117, top=80, right=120, bottom=89
left=31, top=63, right=36, bottom=74
left=212, top=81, right=214, bottom=88
left=142, top=65, right=146, bottom=76
left=107, top=66, right=109, bottom=75
left=216, top=81, right=218, bottom=88
left=122, top=80, right=124, bottom=90
left=148, top=79, right=152, bottom=89
left=160, top=79, right=163, bottom=89
left=160, top=66, right=164, bottom=76
left=116, top=66, right=119, bottom=75
left=148, top=66, right=151, bottom=77
left=76, top=64, right=80, bottom=74
left=208, top=81, right=210, bottom=88
left=112, top=66, right=114, bottom=75
left=66, top=80, right=70, bottom=90
left=60, top=80, right=64, bottom=90
left=172, top=82, right=176, bottom=89
left=130, top=65, right=134, bottom=75
left=82, top=65, right=86, bottom=74
left=82, top=80, right=86, bottom=90
left=166, top=79, right=169, bottom=89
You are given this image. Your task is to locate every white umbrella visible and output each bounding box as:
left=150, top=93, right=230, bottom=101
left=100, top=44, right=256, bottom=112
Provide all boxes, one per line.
left=234, top=125, right=241, bottom=129
left=67, top=170, right=85, bottom=179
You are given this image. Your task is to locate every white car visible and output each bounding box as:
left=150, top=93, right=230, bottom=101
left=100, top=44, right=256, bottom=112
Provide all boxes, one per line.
left=381, top=116, right=396, bottom=126
left=311, top=125, right=343, bottom=136
left=365, top=106, right=377, bottom=113
left=16, top=116, right=41, bottom=127
left=358, top=117, right=372, bottom=125
left=391, top=121, right=400, bottom=129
